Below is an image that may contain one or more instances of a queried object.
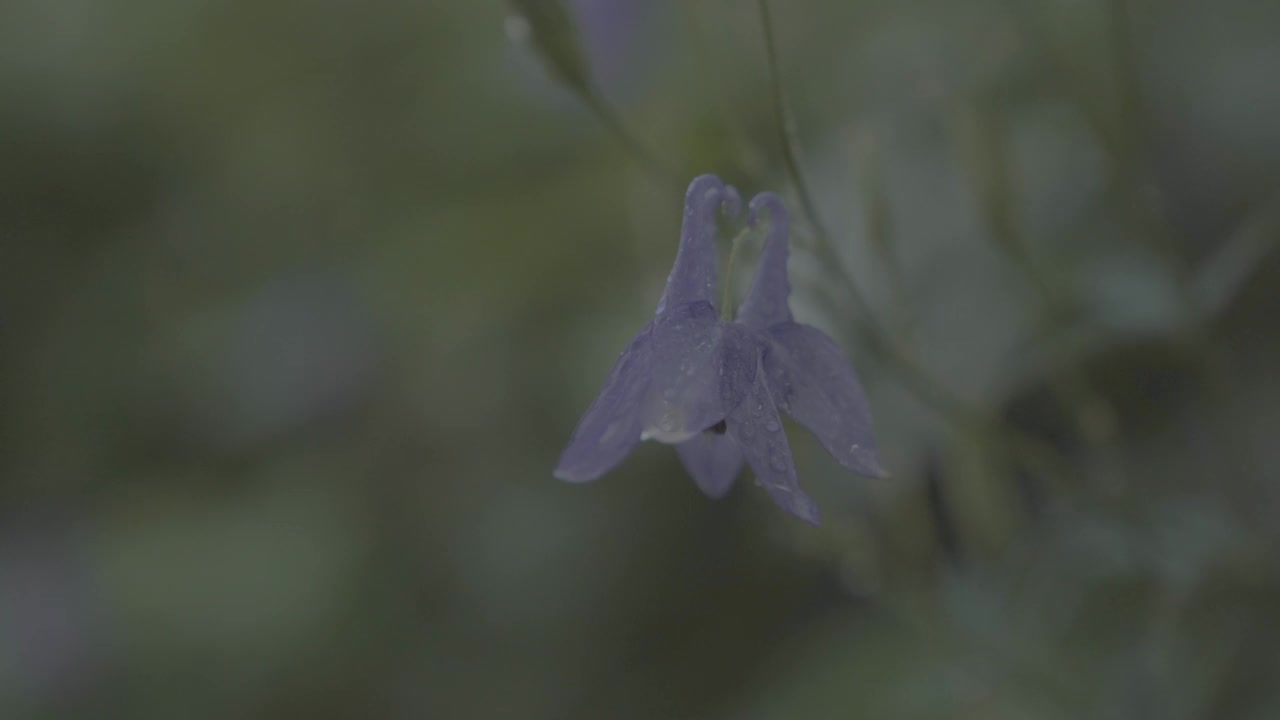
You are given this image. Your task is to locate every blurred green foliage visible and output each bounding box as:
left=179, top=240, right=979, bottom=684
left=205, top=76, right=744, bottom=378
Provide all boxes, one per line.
left=2, top=0, right=1279, bottom=718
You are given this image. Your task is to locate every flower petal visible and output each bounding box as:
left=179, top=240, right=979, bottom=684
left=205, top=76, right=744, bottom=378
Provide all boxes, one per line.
left=655, top=175, right=741, bottom=316
left=641, top=301, right=727, bottom=443
left=673, top=319, right=754, bottom=495
left=727, top=358, right=820, bottom=525
left=554, top=324, right=653, bottom=483
left=675, top=433, right=744, bottom=498
left=737, top=192, right=794, bottom=331
left=763, top=322, right=885, bottom=477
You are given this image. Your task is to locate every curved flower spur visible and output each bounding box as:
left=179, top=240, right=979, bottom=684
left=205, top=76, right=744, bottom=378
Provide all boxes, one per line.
left=554, top=175, right=884, bottom=525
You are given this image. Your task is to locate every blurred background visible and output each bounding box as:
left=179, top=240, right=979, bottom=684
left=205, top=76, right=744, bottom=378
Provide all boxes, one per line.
left=2, top=0, right=1279, bottom=717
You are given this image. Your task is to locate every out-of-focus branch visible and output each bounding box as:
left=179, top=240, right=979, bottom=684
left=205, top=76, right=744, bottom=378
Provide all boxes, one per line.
left=507, top=0, right=678, bottom=185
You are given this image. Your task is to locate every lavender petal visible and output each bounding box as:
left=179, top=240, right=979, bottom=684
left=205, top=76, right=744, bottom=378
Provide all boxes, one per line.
left=655, top=175, right=741, bottom=316
left=727, top=358, right=820, bottom=525
left=737, top=192, right=794, bottom=331
left=675, top=434, right=744, bottom=499
left=641, top=301, right=727, bottom=443
left=764, top=322, right=885, bottom=478
left=554, top=324, right=653, bottom=482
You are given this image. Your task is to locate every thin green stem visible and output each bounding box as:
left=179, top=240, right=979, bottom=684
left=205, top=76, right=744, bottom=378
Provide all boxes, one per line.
left=757, top=0, right=966, bottom=419
left=757, top=0, right=836, bottom=251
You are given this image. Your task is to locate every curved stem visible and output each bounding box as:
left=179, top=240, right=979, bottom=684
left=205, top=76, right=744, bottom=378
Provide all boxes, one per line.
left=757, top=0, right=956, bottom=416
left=757, top=0, right=835, bottom=251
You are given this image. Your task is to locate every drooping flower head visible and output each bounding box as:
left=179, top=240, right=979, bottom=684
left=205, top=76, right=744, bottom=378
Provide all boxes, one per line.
left=555, top=175, right=883, bottom=525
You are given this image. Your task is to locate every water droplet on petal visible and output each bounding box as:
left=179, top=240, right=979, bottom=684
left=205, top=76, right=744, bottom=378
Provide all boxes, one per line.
left=765, top=419, right=780, bottom=432
left=769, top=453, right=788, bottom=471
left=740, top=422, right=756, bottom=439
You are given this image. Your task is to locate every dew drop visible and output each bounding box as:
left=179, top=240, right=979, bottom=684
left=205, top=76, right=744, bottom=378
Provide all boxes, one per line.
left=740, top=422, right=756, bottom=439
left=765, top=419, right=780, bottom=432
left=769, top=453, right=788, bottom=471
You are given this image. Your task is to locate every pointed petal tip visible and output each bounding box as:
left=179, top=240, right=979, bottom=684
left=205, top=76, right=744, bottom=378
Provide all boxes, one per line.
left=553, top=448, right=624, bottom=484
left=836, top=455, right=890, bottom=479
left=784, top=494, right=821, bottom=526
left=797, top=503, right=821, bottom=527
left=798, top=492, right=821, bottom=525
left=552, top=465, right=593, bottom=484
left=838, top=445, right=890, bottom=479
left=756, top=479, right=821, bottom=525
left=850, top=447, right=890, bottom=479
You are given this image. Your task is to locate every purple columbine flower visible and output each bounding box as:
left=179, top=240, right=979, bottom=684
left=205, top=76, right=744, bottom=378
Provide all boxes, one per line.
left=554, top=175, right=884, bottom=525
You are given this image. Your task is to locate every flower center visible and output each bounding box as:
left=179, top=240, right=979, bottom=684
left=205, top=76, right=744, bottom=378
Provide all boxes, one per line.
left=721, top=227, right=752, bottom=321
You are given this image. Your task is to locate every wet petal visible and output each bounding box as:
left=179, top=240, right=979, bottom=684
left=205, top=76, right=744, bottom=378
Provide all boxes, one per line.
left=727, top=358, right=820, bottom=525
left=717, top=321, right=760, bottom=413
left=675, top=433, right=744, bottom=498
left=737, top=192, right=794, bottom=330
left=554, top=324, right=653, bottom=483
left=641, top=301, right=726, bottom=443
left=672, top=319, right=755, bottom=495
left=655, top=175, right=741, bottom=315
left=763, top=322, right=885, bottom=477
